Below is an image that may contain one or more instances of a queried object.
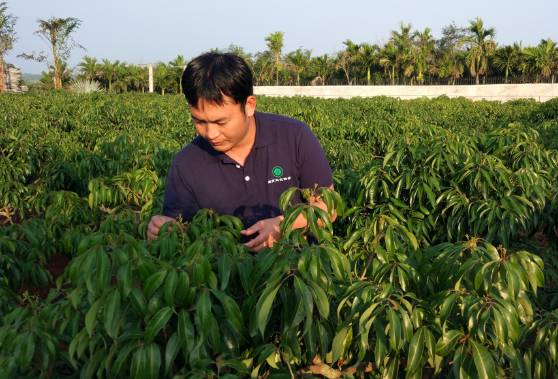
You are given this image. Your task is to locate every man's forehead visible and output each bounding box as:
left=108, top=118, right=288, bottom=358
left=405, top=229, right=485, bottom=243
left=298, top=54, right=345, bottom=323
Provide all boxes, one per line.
left=194, top=95, right=237, bottom=109
left=189, top=98, right=238, bottom=118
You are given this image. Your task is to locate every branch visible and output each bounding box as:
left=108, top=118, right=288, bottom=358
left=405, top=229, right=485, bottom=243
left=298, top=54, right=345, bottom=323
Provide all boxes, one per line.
left=17, top=51, right=47, bottom=63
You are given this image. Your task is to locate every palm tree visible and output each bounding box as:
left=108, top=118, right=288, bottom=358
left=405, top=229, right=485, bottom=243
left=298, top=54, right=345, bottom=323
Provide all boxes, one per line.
left=379, top=42, right=398, bottom=85
left=525, top=39, right=558, bottom=83
left=265, top=31, right=284, bottom=85
left=77, top=56, right=98, bottom=81
left=99, top=59, right=119, bottom=91
left=493, top=46, right=517, bottom=83
left=509, top=43, right=530, bottom=82
left=113, top=62, right=131, bottom=92
left=358, top=43, right=379, bottom=85
left=155, top=62, right=174, bottom=94
left=35, top=17, right=82, bottom=89
left=390, top=23, right=414, bottom=84
left=252, top=51, right=273, bottom=85
left=168, top=55, right=187, bottom=93
left=462, top=17, right=496, bottom=84
left=438, top=51, right=465, bottom=85
left=39, top=60, right=72, bottom=88
left=226, top=44, right=252, bottom=66
left=413, top=28, right=435, bottom=84
left=0, top=1, right=17, bottom=92
left=310, top=54, right=334, bottom=85
left=335, top=40, right=360, bottom=85
left=286, top=48, right=311, bottom=85
left=436, top=23, right=467, bottom=85
left=133, top=65, right=148, bottom=92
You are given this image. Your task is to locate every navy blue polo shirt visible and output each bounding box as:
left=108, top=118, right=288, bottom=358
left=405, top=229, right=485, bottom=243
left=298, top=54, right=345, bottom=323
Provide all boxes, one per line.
left=162, top=111, right=333, bottom=228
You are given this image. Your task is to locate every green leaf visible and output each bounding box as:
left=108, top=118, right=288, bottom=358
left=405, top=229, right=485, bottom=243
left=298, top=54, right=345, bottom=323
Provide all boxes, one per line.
left=436, top=329, right=462, bottom=356
left=211, top=289, right=245, bottom=335
left=130, top=346, right=145, bottom=379
left=279, top=187, right=299, bottom=212
left=280, top=206, right=305, bottom=236
left=145, top=306, right=173, bottom=342
left=104, top=289, right=121, bottom=339
left=19, top=332, right=35, bottom=367
left=196, top=290, right=212, bottom=338
left=85, top=298, right=102, bottom=337
left=68, top=330, right=86, bottom=361
left=177, top=310, right=195, bottom=353
left=343, top=229, right=363, bottom=251
left=383, top=150, right=396, bottom=167
left=111, top=342, right=137, bottom=377
left=144, top=270, right=167, bottom=299
left=117, top=263, right=132, bottom=297
left=332, top=326, right=350, bottom=362
left=255, top=281, right=282, bottom=336
left=470, top=340, right=496, bottom=379
left=174, top=271, right=190, bottom=306
left=218, top=253, right=232, bottom=290
left=423, top=183, right=436, bottom=209
left=388, top=307, right=402, bottom=351
left=163, top=270, right=178, bottom=305
left=374, top=322, right=388, bottom=369
left=307, top=279, right=330, bottom=319
left=483, top=242, right=499, bottom=261
left=293, top=276, right=313, bottom=331
left=440, top=293, right=458, bottom=321
left=69, top=287, right=83, bottom=309
left=95, top=250, right=111, bottom=294
left=164, top=333, right=180, bottom=374
left=130, top=287, right=147, bottom=315
left=383, top=355, right=399, bottom=379
left=406, top=327, right=425, bottom=375
left=144, top=343, right=161, bottom=379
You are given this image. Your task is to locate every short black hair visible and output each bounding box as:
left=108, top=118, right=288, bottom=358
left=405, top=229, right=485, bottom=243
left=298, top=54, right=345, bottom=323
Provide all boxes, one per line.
left=181, top=52, right=253, bottom=109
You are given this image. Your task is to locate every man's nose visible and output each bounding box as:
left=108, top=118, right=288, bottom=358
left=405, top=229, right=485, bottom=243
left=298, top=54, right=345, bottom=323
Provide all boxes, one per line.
left=205, top=123, right=220, bottom=140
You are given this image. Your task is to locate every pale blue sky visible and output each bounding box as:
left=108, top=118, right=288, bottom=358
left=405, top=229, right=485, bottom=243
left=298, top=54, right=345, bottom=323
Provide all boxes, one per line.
left=5, top=0, right=557, bottom=73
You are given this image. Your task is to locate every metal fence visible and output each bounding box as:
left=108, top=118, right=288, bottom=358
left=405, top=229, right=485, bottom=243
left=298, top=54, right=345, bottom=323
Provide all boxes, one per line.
left=256, top=76, right=556, bottom=87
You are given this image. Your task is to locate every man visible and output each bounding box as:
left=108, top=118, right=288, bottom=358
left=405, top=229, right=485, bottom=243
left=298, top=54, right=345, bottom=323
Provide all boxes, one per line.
left=147, top=52, right=335, bottom=252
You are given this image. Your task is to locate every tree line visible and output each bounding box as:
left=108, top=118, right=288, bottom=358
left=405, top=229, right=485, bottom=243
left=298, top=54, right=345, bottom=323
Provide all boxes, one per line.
left=0, top=2, right=557, bottom=93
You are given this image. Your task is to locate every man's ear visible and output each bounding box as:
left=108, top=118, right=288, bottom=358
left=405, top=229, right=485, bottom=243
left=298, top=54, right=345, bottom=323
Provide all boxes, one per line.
left=244, top=95, right=257, bottom=117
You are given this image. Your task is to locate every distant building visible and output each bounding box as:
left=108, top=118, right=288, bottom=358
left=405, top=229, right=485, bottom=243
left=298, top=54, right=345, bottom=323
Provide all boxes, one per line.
left=2, top=63, right=28, bottom=92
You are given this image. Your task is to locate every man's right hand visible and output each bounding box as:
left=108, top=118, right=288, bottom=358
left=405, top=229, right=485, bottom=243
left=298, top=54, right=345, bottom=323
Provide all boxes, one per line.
left=147, top=215, right=176, bottom=241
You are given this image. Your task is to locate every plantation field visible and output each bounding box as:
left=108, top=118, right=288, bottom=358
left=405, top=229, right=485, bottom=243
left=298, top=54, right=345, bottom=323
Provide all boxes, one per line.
left=1, top=92, right=558, bottom=378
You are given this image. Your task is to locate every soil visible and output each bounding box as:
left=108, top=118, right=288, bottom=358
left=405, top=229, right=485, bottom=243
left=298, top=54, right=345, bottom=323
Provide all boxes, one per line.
left=18, top=253, right=71, bottom=299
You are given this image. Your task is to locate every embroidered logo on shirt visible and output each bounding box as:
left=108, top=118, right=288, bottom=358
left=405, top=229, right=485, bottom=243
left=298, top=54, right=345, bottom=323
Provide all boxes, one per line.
left=268, top=165, right=291, bottom=184
left=272, top=166, right=283, bottom=177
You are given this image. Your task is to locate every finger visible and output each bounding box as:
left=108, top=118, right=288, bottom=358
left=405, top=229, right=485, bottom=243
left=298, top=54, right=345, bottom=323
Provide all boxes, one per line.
left=241, top=221, right=263, bottom=235
left=153, top=217, right=169, bottom=228
left=266, top=235, right=276, bottom=248
left=244, top=233, right=267, bottom=248
left=244, top=238, right=264, bottom=250
left=251, top=241, right=268, bottom=253
left=148, top=224, right=160, bottom=237
left=241, top=228, right=259, bottom=236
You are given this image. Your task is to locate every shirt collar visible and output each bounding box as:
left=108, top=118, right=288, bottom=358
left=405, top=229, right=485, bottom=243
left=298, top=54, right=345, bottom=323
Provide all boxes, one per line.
left=253, top=111, right=275, bottom=148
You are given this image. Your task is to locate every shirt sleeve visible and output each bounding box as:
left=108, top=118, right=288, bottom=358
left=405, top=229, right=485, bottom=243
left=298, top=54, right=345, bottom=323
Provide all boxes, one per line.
left=296, top=123, right=333, bottom=189
left=162, top=157, right=199, bottom=221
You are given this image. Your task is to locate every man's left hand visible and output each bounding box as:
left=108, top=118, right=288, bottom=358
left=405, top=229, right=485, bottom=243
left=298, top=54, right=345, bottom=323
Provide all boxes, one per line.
left=241, top=215, right=284, bottom=253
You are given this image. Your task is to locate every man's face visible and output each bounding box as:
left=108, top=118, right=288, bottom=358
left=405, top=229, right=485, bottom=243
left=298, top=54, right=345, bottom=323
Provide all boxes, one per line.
left=189, top=95, right=256, bottom=153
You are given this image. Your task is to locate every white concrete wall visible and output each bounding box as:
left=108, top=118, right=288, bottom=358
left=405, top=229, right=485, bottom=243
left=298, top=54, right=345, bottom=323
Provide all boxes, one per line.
left=254, top=84, right=558, bottom=102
